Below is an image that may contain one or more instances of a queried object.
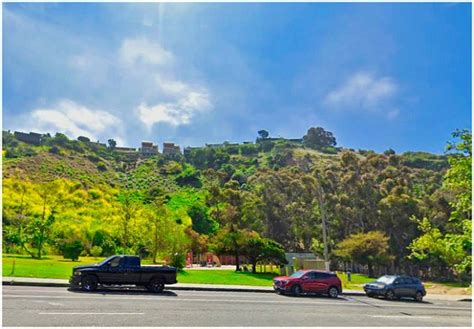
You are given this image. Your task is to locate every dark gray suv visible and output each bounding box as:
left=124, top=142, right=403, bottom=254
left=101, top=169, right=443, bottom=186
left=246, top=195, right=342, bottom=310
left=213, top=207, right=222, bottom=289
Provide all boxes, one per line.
left=363, top=275, right=426, bottom=302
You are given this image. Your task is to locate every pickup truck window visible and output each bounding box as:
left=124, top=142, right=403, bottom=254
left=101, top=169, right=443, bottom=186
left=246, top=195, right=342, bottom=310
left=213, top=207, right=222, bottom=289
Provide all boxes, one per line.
left=98, top=255, right=116, bottom=266
left=124, top=256, right=140, bottom=268
left=109, top=257, right=122, bottom=268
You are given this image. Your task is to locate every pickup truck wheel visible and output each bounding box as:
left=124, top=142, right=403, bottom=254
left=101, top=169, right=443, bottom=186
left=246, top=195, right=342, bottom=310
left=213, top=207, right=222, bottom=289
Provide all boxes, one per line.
left=81, top=275, right=98, bottom=292
left=147, top=278, right=165, bottom=293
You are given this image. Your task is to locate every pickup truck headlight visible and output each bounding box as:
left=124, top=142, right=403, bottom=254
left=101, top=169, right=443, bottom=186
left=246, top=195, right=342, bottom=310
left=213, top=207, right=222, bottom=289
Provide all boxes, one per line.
left=74, top=271, right=82, bottom=276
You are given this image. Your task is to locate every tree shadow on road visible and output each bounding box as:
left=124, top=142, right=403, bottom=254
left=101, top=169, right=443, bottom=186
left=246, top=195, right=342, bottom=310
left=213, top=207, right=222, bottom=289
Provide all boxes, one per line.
left=277, top=293, right=349, bottom=301
left=67, top=286, right=178, bottom=297
left=357, top=295, right=433, bottom=305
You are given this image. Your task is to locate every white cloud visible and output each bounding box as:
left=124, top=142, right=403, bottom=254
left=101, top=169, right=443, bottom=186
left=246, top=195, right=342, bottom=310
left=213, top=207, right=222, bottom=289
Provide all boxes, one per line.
left=119, top=37, right=173, bottom=67
left=325, top=72, right=398, bottom=109
left=18, top=99, right=125, bottom=144
left=137, top=89, right=212, bottom=128
left=156, top=76, right=189, bottom=96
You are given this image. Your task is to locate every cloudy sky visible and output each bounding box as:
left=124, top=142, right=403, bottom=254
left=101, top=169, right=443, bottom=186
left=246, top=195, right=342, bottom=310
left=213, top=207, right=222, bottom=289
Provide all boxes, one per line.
left=3, top=2, right=471, bottom=153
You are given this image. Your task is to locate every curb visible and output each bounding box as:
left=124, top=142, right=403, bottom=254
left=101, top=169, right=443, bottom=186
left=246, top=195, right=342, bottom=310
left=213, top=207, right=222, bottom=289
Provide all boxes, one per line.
left=3, top=280, right=69, bottom=288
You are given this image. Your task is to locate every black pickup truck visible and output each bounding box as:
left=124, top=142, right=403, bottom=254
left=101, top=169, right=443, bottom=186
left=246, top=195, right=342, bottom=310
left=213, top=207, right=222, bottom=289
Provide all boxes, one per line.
left=69, top=255, right=177, bottom=292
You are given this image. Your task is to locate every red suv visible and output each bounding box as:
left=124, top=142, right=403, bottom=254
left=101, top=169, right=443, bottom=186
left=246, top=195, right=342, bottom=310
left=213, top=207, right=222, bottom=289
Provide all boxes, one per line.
left=273, top=270, right=342, bottom=298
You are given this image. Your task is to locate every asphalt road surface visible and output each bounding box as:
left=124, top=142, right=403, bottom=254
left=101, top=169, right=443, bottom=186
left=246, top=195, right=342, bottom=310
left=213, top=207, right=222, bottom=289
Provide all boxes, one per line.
left=2, top=286, right=471, bottom=327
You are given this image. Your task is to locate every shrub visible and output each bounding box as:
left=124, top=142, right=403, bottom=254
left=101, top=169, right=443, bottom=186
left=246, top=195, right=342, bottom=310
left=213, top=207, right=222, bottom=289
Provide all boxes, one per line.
left=97, top=161, right=107, bottom=171
left=322, top=146, right=339, bottom=154
left=170, top=253, right=186, bottom=269
left=175, top=165, right=202, bottom=188
left=87, top=154, right=100, bottom=163
left=240, top=144, right=259, bottom=155
left=92, top=230, right=116, bottom=256
left=61, top=239, right=84, bottom=261
left=90, top=246, right=103, bottom=257
left=4, top=147, right=17, bottom=158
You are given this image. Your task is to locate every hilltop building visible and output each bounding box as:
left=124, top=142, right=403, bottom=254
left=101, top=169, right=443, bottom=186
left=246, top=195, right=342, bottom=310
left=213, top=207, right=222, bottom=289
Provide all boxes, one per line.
left=116, top=146, right=137, bottom=153
left=163, top=142, right=181, bottom=156
left=77, top=136, right=91, bottom=143
left=14, top=131, right=42, bottom=145
left=140, top=142, right=158, bottom=156
left=205, top=143, right=224, bottom=148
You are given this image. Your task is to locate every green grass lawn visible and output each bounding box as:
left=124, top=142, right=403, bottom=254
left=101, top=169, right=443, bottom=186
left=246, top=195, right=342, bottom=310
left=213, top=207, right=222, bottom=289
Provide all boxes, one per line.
left=2, top=254, right=275, bottom=286
left=3, top=254, right=470, bottom=292
left=336, top=271, right=373, bottom=291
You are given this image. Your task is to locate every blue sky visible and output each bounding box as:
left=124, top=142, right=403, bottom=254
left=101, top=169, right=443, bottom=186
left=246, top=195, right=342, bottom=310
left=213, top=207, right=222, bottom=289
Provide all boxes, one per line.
left=3, top=2, right=471, bottom=153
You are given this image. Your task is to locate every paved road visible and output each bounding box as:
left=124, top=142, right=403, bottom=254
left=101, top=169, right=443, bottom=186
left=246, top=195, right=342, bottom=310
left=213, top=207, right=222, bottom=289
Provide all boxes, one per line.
left=2, top=286, right=471, bottom=327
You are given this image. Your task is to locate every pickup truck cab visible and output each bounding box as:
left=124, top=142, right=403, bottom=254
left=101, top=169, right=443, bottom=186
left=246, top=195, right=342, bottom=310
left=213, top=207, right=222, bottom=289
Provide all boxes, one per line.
left=69, top=255, right=177, bottom=293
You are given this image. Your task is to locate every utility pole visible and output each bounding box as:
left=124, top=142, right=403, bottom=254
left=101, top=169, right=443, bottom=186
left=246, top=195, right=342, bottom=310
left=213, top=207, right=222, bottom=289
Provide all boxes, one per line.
left=315, top=172, right=330, bottom=271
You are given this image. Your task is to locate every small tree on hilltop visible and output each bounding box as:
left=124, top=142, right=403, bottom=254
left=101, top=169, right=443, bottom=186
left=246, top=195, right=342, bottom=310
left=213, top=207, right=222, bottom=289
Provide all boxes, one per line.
left=108, top=139, right=117, bottom=150
left=303, top=127, right=337, bottom=150
left=258, top=130, right=269, bottom=139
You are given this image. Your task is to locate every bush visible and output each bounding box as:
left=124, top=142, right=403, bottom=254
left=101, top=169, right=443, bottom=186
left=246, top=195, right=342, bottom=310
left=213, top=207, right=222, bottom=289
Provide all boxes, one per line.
left=87, top=154, right=100, bottom=163
left=62, top=239, right=84, bottom=261
left=170, top=253, right=186, bottom=269
left=49, top=146, right=61, bottom=155
left=240, top=144, right=259, bottom=155
left=4, top=147, right=17, bottom=158
left=321, top=146, right=339, bottom=154
left=175, top=165, right=202, bottom=188
left=90, top=246, right=103, bottom=257
left=97, top=161, right=107, bottom=171
left=92, top=230, right=116, bottom=256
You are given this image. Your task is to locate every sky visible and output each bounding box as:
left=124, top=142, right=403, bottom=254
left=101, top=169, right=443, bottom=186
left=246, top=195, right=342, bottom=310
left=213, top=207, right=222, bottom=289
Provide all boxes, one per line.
left=2, top=2, right=471, bottom=153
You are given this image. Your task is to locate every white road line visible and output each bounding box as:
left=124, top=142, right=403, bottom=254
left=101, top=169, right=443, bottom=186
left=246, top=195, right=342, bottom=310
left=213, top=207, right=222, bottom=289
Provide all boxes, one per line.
left=39, top=312, right=144, bottom=315
left=3, top=294, right=471, bottom=311
left=2, top=294, right=365, bottom=307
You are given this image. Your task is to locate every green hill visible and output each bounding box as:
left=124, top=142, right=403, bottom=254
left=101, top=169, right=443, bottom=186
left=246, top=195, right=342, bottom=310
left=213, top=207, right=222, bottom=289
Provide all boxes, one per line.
left=2, top=128, right=458, bottom=278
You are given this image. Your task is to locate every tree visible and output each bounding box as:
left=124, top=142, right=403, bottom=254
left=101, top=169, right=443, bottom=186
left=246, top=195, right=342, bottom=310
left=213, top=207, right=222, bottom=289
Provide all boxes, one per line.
left=108, top=139, right=117, bottom=150
left=257, top=130, right=269, bottom=139
left=91, top=229, right=116, bottom=256
left=27, top=181, right=63, bottom=259
left=117, top=190, right=142, bottom=248
left=334, top=231, right=392, bottom=277
left=409, top=129, right=472, bottom=280
left=188, top=203, right=218, bottom=235
left=384, top=149, right=396, bottom=156
left=303, top=127, right=337, bottom=150
left=146, top=196, right=172, bottom=263
left=243, top=233, right=287, bottom=273
left=185, top=228, right=209, bottom=263
left=212, top=226, right=248, bottom=271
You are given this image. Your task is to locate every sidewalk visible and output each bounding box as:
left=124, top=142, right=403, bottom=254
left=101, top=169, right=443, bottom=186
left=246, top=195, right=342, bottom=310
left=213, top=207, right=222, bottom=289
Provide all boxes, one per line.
left=2, top=276, right=471, bottom=301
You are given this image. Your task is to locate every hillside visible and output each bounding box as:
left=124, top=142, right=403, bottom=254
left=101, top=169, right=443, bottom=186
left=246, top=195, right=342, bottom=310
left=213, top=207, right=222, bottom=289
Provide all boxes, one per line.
left=3, top=128, right=464, bottom=280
